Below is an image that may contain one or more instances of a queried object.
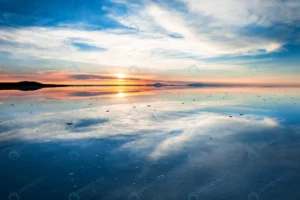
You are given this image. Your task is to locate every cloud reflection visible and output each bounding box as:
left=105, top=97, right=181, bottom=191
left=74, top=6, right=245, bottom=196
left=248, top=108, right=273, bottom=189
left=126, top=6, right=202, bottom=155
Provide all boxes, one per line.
left=0, top=99, right=280, bottom=162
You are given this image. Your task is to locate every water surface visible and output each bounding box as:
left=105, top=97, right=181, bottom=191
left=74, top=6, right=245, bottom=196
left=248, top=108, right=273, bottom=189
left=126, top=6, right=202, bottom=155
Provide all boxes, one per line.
left=0, top=86, right=300, bottom=200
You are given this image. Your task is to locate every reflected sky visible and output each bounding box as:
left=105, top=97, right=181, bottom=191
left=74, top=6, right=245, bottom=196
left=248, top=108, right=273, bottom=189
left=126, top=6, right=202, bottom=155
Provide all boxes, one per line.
left=0, top=87, right=300, bottom=200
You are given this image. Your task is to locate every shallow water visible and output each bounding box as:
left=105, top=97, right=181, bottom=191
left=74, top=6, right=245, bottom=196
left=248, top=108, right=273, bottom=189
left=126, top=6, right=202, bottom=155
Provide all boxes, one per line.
left=0, top=86, right=300, bottom=200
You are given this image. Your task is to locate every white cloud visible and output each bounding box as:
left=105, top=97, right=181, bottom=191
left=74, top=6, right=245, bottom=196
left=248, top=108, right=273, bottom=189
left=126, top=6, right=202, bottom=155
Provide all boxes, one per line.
left=0, top=0, right=297, bottom=72
left=184, top=0, right=300, bottom=27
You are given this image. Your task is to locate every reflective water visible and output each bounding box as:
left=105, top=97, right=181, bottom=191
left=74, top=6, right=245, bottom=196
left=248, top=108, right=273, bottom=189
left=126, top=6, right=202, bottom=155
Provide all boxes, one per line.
left=0, top=87, right=300, bottom=200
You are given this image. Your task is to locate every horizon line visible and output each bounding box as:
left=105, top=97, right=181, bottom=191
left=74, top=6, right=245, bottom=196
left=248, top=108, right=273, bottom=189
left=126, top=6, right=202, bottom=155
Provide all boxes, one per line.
left=1, top=81, right=300, bottom=90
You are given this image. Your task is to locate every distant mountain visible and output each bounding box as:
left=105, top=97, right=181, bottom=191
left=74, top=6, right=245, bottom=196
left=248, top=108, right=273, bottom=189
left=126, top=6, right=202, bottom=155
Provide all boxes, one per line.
left=152, top=83, right=168, bottom=87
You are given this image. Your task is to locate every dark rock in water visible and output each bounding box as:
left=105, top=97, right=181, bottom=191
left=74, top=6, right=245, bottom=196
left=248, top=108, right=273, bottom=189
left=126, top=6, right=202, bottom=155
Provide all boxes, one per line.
left=229, top=116, right=232, bottom=118
left=66, top=123, right=73, bottom=125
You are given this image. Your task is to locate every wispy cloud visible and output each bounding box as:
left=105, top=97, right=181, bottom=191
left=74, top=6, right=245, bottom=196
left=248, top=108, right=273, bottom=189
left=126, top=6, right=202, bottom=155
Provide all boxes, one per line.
left=0, top=0, right=299, bottom=83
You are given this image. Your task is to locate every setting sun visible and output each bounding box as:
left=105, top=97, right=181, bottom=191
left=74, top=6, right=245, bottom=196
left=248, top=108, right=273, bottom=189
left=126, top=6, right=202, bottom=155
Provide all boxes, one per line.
left=117, top=74, right=125, bottom=79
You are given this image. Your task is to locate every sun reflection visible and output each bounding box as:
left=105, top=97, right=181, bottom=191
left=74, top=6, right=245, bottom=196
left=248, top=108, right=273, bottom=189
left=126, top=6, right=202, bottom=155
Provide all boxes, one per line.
left=117, top=91, right=126, bottom=98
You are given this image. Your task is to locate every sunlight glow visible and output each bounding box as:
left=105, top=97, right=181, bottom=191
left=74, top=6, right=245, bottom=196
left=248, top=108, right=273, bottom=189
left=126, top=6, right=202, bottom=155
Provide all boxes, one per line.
left=117, top=74, right=125, bottom=79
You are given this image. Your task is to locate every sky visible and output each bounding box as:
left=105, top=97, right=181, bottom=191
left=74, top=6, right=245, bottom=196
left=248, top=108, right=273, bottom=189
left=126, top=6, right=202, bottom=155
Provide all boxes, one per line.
left=0, top=0, right=300, bottom=85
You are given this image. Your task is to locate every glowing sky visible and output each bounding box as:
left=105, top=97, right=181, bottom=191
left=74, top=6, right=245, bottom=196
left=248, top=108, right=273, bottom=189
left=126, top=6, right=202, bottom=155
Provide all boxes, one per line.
left=0, top=0, right=300, bottom=84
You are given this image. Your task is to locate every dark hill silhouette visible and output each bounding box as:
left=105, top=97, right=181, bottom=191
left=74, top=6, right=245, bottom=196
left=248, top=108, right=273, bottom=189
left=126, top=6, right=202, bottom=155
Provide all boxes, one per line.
left=151, top=83, right=168, bottom=87
left=0, top=81, right=66, bottom=91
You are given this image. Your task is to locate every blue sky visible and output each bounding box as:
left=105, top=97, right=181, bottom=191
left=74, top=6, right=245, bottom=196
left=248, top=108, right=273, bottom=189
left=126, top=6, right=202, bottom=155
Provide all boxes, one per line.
left=0, top=0, right=300, bottom=84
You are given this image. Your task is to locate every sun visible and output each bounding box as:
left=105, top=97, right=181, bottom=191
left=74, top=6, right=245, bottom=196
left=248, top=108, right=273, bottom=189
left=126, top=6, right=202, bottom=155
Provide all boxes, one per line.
left=117, top=73, right=125, bottom=79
